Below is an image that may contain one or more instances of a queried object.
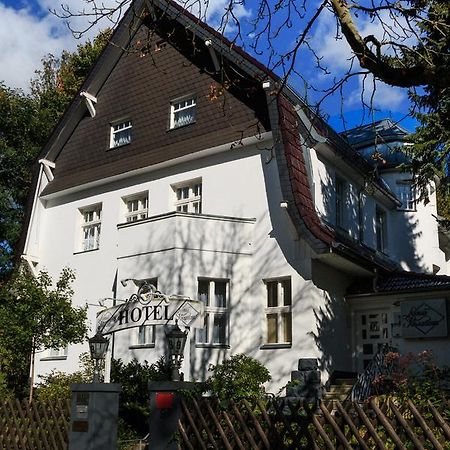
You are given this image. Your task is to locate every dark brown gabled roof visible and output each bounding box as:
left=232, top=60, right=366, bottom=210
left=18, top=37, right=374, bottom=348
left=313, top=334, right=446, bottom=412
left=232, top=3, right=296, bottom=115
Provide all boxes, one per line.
left=19, top=0, right=397, bottom=273
left=347, top=271, right=450, bottom=296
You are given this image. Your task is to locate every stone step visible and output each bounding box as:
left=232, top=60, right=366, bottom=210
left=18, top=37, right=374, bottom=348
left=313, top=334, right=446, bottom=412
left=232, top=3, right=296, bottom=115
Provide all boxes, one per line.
left=333, top=378, right=357, bottom=386
left=323, top=392, right=350, bottom=401
left=326, top=385, right=353, bottom=394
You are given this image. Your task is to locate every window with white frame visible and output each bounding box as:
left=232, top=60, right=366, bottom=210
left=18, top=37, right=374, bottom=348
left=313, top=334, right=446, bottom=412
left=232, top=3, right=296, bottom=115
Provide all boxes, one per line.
left=396, top=181, right=415, bottom=211
left=132, top=278, right=158, bottom=347
left=335, top=176, right=346, bottom=229
left=174, top=180, right=202, bottom=213
left=375, top=207, right=387, bottom=253
left=136, top=324, right=156, bottom=346
left=110, top=120, right=132, bottom=148
left=80, top=204, right=102, bottom=251
left=264, top=278, right=292, bottom=345
left=196, top=278, right=229, bottom=346
left=123, top=193, right=149, bottom=222
left=47, top=347, right=68, bottom=359
left=170, top=96, right=196, bottom=129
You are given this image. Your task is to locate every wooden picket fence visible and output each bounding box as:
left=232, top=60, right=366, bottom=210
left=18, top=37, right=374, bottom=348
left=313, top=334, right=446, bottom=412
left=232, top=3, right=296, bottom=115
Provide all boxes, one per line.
left=1, top=396, right=449, bottom=449
left=0, top=398, right=70, bottom=449
left=178, top=397, right=450, bottom=449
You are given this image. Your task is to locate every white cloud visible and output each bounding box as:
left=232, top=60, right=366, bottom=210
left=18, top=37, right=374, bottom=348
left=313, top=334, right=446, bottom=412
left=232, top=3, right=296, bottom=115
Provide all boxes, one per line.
left=0, top=3, right=76, bottom=91
left=311, top=8, right=416, bottom=76
left=346, top=75, right=407, bottom=112
left=0, top=0, right=251, bottom=92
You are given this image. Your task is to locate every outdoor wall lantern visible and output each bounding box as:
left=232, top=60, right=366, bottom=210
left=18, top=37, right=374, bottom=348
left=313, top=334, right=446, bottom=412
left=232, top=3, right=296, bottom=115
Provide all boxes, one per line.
left=165, top=320, right=188, bottom=381
left=88, top=331, right=109, bottom=383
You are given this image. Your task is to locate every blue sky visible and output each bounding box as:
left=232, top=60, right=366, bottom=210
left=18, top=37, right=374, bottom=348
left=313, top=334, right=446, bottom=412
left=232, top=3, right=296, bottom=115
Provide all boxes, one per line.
left=0, top=0, right=417, bottom=132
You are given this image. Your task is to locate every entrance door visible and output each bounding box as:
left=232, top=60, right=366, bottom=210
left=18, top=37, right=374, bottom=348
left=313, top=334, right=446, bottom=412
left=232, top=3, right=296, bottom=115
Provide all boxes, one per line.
left=355, top=310, right=392, bottom=372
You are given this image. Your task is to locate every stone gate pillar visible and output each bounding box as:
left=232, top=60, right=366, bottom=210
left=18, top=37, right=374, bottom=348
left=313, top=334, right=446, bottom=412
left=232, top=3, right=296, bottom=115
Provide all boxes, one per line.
left=68, top=383, right=121, bottom=450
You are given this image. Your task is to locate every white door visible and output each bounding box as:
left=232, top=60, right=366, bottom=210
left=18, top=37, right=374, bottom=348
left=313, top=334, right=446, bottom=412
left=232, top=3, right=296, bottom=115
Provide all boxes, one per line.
left=355, top=310, right=393, bottom=372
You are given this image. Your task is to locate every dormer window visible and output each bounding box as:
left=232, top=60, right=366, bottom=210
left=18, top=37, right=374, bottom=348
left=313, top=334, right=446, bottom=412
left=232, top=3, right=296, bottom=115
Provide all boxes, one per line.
left=110, top=120, right=132, bottom=148
left=170, top=96, right=196, bottom=129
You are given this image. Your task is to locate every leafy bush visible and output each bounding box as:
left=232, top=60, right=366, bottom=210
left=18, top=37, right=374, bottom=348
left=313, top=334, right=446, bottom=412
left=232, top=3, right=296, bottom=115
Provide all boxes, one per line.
left=111, top=357, right=172, bottom=437
left=372, top=350, right=450, bottom=413
left=207, top=354, right=271, bottom=404
left=35, top=353, right=93, bottom=402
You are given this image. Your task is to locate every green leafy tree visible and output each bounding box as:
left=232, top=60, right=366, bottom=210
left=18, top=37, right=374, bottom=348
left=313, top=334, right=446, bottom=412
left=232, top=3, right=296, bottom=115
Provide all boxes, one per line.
left=408, top=2, right=450, bottom=213
left=0, top=267, right=88, bottom=398
left=0, top=31, right=111, bottom=279
left=207, top=354, right=271, bottom=405
left=0, top=86, right=44, bottom=277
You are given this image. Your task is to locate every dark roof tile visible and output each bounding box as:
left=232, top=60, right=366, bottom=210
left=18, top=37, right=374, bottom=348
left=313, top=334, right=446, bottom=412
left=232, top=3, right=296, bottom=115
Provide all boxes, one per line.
left=348, top=271, right=450, bottom=295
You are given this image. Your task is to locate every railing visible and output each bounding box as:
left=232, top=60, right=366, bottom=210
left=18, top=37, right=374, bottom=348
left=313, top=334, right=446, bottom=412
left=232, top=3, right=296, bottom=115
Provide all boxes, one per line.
left=351, top=343, right=397, bottom=402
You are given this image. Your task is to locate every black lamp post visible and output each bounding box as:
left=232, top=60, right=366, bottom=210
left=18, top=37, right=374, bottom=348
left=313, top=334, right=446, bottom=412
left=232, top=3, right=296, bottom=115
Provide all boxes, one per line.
left=165, top=321, right=188, bottom=381
left=89, top=331, right=109, bottom=383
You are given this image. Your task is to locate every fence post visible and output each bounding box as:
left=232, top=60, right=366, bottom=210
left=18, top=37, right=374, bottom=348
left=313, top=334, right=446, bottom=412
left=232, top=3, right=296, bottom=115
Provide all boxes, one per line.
left=68, top=383, right=121, bottom=450
left=148, top=381, right=199, bottom=450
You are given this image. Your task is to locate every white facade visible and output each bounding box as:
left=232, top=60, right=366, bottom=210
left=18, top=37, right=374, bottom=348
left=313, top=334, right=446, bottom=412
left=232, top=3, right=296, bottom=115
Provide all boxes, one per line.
left=21, top=2, right=450, bottom=391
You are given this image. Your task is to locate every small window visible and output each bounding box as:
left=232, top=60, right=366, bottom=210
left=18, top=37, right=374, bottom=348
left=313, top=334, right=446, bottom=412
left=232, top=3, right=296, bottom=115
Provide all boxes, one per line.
left=170, top=96, right=196, bottom=129
left=110, top=120, right=132, bottom=148
left=47, top=347, right=68, bottom=359
left=196, top=278, right=229, bottom=346
left=173, top=180, right=202, bottom=213
left=131, top=278, right=158, bottom=347
left=396, top=181, right=415, bottom=211
left=137, top=325, right=156, bottom=346
left=375, top=207, right=387, bottom=253
left=264, top=278, right=292, bottom=345
left=80, top=204, right=102, bottom=251
left=123, top=192, right=149, bottom=222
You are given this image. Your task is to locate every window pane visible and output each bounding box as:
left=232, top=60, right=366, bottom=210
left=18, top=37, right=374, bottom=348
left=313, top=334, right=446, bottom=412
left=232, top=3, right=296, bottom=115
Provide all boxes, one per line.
left=214, top=281, right=227, bottom=308
left=174, top=106, right=196, bottom=128
left=267, top=314, right=278, bottom=343
left=282, top=279, right=291, bottom=306
left=196, top=314, right=208, bottom=343
left=267, top=282, right=278, bottom=307
left=138, top=325, right=154, bottom=345
left=198, top=280, right=210, bottom=306
left=213, top=314, right=227, bottom=344
left=282, top=312, right=292, bottom=343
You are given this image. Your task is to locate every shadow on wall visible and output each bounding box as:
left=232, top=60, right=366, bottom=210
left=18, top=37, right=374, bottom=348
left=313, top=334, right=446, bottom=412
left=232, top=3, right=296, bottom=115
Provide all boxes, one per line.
left=319, top=169, right=426, bottom=273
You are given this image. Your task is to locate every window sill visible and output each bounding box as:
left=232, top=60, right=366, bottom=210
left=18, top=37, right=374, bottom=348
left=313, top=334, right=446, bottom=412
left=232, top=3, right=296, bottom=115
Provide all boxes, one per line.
left=260, top=343, right=292, bottom=350
left=167, top=121, right=196, bottom=132
left=195, top=344, right=230, bottom=349
left=40, top=356, right=67, bottom=361
left=129, top=344, right=155, bottom=349
left=73, top=248, right=100, bottom=255
left=107, top=142, right=131, bottom=151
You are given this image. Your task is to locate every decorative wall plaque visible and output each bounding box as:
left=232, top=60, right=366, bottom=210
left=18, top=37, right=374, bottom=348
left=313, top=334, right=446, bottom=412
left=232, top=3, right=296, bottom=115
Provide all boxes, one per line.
left=401, top=298, right=448, bottom=338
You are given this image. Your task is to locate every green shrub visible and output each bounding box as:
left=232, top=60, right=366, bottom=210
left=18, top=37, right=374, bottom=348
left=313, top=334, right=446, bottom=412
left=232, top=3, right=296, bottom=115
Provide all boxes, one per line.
left=35, top=353, right=93, bottom=401
left=207, top=354, right=271, bottom=404
left=372, top=350, right=450, bottom=414
left=111, top=357, right=172, bottom=437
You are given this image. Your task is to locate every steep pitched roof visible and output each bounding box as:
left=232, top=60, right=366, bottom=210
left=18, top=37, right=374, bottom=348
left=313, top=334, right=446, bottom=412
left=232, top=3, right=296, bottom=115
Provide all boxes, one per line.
left=19, top=0, right=398, bottom=272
